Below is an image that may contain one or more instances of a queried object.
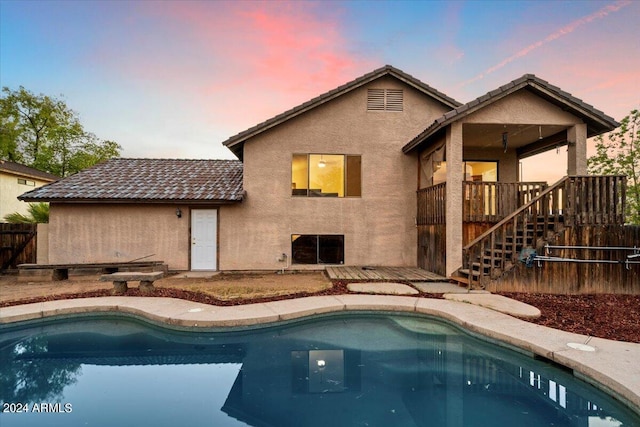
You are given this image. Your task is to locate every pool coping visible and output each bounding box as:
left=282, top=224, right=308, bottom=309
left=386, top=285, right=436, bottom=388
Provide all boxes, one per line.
left=1, top=294, right=639, bottom=414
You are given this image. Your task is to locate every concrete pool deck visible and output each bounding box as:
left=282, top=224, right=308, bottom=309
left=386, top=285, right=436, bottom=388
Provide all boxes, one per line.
left=1, top=294, right=639, bottom=415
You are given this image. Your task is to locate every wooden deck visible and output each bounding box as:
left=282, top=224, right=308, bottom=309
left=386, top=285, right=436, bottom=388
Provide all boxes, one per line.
left=325, top=266, right=446, bottom=282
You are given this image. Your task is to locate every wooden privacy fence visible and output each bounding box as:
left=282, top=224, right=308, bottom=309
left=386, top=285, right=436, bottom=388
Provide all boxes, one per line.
left=417, top=183, right=446, bottom=225
left=503, top=224, right=640, bottom=294
left=0, top=223, right=37, bottom=270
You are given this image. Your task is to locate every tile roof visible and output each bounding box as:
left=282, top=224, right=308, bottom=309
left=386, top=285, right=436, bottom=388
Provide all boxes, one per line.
left=222, top=65, right=462, bottom=159
left=18, top=158, right=244, bottom=203
left=402, top=74, right=620, bottom=153
left=0, top=160, right=59, bottom=181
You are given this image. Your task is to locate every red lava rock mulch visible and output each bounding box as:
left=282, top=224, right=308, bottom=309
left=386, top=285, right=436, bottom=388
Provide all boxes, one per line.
left=501, top=293, right=640, bottom=344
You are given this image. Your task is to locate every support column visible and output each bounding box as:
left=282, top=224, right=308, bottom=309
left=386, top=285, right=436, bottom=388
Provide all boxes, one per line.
left=567, top=123, right=587, bottom=175
left=445, top=122, right=464, bottom=277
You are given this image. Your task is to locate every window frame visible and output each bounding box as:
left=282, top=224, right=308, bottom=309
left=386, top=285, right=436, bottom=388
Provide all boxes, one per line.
left=291, top=153, right=361, bottom=198
left=17, top=178, right=36, bottom=186
left=291, top=234, right=345, bottom=265
left=432, top=160, right=499, bottom=185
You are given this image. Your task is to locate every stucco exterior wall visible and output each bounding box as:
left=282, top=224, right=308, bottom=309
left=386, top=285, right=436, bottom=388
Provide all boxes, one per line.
left=0, top=172, right=52, bottom=218
left=219, top=77, right=450, bottom=270
left=463, top=90, right=583, bottom=125
left=37, top=223, right=49, bottom=264
left=47, top=203, right=191, bottom=270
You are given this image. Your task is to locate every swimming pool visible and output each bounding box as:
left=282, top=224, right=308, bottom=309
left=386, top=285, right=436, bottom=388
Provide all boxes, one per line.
left=1, top=312, right=638, bottom=427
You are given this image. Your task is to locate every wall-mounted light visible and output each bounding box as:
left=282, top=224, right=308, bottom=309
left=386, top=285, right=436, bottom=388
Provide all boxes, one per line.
left=433, top=160, right=442, bottom=171
left=502, top=132, right=508, bottom=153
left=175, top=208, right=182, bottom=218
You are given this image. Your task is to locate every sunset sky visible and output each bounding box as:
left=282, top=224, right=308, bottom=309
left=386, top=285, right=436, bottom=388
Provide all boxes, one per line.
left=1, top=0, right=638, bottom=182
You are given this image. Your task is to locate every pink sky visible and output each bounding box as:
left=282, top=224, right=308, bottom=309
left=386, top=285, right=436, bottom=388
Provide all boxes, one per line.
left=1, top=0, right=638, bottom=183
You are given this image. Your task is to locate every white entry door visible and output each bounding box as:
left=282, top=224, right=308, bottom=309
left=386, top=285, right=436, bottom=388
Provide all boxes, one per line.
left=191, top=209, right=217, bottom=270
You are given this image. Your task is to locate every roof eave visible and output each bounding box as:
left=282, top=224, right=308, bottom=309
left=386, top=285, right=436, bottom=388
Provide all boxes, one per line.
left=0, top=169, right=58, bottom=182
left=526, top=81, right=620, bottom=134
left=21, top=197, right=244, bottom=205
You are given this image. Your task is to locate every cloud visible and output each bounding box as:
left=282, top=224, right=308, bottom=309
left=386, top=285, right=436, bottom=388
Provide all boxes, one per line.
left=458, top=0, right=632, bottom=87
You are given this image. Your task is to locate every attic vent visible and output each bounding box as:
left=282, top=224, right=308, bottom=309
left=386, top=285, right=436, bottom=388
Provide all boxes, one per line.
left=367, top=89, right=403, bottom=112
left=367, top=89, right=385, bottom=110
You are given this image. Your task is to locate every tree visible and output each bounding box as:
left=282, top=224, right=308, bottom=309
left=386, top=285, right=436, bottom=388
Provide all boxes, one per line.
left=588, top=109, right=640, bottom=224
left=0, top=86, right=121, bottom=177
left=3, top=203, right=50, bottom=224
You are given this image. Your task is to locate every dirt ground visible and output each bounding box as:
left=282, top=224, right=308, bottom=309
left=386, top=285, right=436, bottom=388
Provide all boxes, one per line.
left=1, top=272, right=639, bottom=343
left=0, top=271, right=332, bottom=304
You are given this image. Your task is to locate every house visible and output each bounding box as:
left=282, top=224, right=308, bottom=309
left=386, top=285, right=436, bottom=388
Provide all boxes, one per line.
left=0, top=160, right=58, bottom=218
left=20, top=65, right=628, bottom=291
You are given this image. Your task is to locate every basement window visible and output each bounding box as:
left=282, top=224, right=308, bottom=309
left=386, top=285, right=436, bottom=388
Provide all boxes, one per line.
left=291, top=235, right=344, bottom=264
left=367, top=89, right=403, bottom=111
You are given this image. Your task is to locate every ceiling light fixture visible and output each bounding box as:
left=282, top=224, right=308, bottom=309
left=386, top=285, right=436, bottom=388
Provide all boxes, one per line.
left=318, top=155, right=326, bottom=168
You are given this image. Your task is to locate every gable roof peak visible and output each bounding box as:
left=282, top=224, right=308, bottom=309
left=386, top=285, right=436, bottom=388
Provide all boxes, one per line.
left=221, top=65, right=461, bottom=159
left=402, top=73, right=620, bottom=154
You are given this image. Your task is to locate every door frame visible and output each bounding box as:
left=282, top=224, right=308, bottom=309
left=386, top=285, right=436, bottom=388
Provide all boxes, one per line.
left=190, top=208, right=219, bottom=271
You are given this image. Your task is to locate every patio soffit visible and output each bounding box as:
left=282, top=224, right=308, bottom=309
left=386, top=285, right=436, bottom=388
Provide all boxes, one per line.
left=463, top=123, right=568, bottom=152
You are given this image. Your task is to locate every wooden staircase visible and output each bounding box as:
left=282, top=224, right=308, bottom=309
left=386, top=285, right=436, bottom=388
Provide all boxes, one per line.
left=456, top=175, right=626, bottom=289
left=457, top=216, right=563, bottom=287
left=457, top=177, right=571, bottom=289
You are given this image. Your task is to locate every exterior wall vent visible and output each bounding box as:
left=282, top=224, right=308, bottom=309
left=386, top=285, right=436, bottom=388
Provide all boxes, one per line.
left=367, top=89, right=403, bottom=112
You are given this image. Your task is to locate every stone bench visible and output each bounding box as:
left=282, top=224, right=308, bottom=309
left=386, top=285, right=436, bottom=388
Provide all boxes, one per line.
left=18, top=261, right=167, bottom=282
left=100, top=272, right=164, bottom=295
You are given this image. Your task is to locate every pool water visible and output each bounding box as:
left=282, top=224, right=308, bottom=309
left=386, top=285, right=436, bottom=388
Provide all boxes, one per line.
left=0, top=313, right=638, bottom=427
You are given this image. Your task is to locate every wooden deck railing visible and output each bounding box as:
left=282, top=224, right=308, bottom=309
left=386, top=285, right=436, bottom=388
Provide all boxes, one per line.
left=462, top=175, right=626, bottom=287
left=463, top=182, right=547, bottom=222
left=417, top=181, right=548, bottom=225
left=564, top=175, right=626, bottom=226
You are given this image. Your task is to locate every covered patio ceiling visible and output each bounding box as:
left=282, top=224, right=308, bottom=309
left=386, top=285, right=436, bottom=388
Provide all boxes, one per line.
left=463, top=123, right=570, bottom=158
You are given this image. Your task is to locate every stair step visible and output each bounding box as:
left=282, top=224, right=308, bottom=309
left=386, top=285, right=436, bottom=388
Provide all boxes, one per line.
left=449, top=275, right=469, bottom=286
left=461, top=212, right=565, bottom=287
left=481, top=256, right=505, bottom=266
left=495, top=242, right=521, bottom=250
left=458, top=268, right=480, bottom=278
left=484, top=249, right=513, bottom=256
